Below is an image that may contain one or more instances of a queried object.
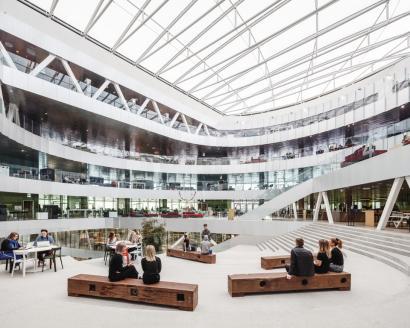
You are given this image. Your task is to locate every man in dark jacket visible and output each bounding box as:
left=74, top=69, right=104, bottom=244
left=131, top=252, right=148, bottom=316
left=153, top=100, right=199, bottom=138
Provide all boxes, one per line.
left=286, top=238, right=315, bottom=279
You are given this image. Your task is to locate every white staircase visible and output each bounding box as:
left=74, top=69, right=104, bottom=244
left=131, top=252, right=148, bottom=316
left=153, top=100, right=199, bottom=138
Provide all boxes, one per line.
left=257, top=223, right=410, bottom=275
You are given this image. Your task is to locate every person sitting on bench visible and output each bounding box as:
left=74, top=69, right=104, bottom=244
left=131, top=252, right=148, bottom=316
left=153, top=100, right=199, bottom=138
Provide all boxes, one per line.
left=329, top=238, right=344, bottom=272
left=314, top=239, right=330, bottom=274
left=200, top=235, right=212, bottom=255
left=141, top=245, right=161, bottom=285
left=108, top=242, right=139, bottom=282
left=286, top=238, right=314, bottom=279
left=183, top=234, right=190, bottom=251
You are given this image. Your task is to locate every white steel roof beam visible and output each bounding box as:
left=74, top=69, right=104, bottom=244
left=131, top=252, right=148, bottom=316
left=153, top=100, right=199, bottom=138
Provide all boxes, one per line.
left=83, top=0, right=113, bottom=36
left=227, top=52, right=409, bottom=114
left=134, top=0, right=198, bottom=65
left=188, top=0, right=387, bottom=94
left=111, top=0, right=151, bottom=52
left=138, top=0, right=224, bottom=64
left=217, top=33, right=410, bottom=108
left=206, top=12, right=410, bottom=105
left=155, top=0, right=244, bottom=75
left=199, top=0, right=393, bottom=101
left=48, top=0, right=59, bottom=17
left=170, top=0, right=289, bottom=83
left=114, top=0, right=169, bottom=50
left=182, top=0, right=340, bottom=91
left=208, top=13, right=410, bottom=106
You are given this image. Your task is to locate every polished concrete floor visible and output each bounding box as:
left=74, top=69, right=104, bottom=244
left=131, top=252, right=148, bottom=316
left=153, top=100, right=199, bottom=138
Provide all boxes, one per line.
left=0, top=245, right=409, bottom=328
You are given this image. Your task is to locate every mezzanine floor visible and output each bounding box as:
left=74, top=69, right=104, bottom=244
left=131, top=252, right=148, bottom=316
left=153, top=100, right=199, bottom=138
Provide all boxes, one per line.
left=0, top=243, right=409, bottom=328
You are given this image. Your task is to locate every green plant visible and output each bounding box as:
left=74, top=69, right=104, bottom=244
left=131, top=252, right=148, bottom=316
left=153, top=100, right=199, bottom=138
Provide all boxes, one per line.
left=141, top=219, right=166, bottom=252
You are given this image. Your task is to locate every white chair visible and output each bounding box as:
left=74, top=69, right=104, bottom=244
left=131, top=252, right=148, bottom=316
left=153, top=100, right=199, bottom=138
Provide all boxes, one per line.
left=129, top=243, right=143, bottom=260
left=11, top=250, right=35, bottom=277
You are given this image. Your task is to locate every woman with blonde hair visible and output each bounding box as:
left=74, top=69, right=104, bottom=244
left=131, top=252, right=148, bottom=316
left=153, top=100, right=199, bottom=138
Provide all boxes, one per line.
left=141, top=245, right=162, bottom=284
left=314, top=239, right=330, bottom=274
left=108, top=242, right=139, bottom=282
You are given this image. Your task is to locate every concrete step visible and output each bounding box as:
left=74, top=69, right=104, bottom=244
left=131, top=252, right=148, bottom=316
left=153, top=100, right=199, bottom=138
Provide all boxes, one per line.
left=313, top=222, right=410, bottom=241
left=296, top=228, right=410, bottom=275
left=301, top=225, right=410, bottom=257
left=270, top=235, right=293, bottom=253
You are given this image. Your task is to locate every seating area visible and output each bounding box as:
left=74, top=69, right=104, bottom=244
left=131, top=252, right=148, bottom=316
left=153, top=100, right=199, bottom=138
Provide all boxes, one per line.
left=228, top=272, right=351, bottom=297
left=167, top=248, right=216, bottom=264
left=68, top=274, right=198, bottom=311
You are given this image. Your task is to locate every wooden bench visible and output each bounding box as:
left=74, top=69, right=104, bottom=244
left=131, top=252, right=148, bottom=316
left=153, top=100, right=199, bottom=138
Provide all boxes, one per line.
left=228, top=272, right=351, bottom=297
left=167, top=248, right=216, bottom=264
left=67, top=274, right=198, bottom=311
left=261, top=255, right=290, bottom=269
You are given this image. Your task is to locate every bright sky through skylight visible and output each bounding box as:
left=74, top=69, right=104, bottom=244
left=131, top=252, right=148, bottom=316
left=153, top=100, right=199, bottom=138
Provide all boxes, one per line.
left=21, top=0, right=410, bottom=115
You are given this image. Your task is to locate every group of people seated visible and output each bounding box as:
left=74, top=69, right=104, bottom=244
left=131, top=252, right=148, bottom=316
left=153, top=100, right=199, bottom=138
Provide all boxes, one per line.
left=181, top=224, right=213, bottom=255
left=286, top=237, right=344, bottom=279
left=108, top=243, right=161, bottom=285
left=0, top=229, right=55, bottom=266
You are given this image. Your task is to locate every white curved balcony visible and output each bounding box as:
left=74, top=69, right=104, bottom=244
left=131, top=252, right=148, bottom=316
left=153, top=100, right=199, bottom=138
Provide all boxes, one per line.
left=0, top=113, right=360, bottom=175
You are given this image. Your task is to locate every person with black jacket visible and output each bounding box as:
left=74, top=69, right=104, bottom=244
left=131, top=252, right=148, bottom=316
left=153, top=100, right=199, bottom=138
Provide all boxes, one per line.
left=182, top=234, right=190, bottom=251
left=141, top=245, right=161, bottom=284
left=329, top=238, right=344, bottom=272
left=108, top=242, right=139, bottom=282
left=286, top=238, right=315, bottom=279
left=314, top=239, right=330, bottom=274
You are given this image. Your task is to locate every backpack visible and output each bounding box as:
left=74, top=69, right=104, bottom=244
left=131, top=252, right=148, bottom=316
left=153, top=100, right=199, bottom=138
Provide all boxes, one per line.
left=0, top=239, right=9, bottom=251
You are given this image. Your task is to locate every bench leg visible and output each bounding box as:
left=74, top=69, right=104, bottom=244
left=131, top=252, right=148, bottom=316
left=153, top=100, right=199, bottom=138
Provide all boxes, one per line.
left=68, top=293, right=80, bottom=297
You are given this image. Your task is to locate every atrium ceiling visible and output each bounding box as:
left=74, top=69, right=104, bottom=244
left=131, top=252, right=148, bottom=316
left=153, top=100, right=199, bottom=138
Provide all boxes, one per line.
left=19, top=0, right=410, bottom=115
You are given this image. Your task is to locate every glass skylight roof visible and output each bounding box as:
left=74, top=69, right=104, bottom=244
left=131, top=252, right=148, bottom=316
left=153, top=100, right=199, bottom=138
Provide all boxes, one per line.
left=20, top=0, right=410, bottom=115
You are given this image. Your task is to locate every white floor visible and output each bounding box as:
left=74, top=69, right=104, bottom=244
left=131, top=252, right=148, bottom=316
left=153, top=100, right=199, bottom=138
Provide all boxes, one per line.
left=0, top=246, right=409, bottom=328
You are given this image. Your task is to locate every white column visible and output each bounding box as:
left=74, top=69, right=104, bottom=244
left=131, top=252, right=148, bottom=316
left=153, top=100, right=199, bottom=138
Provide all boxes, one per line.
left=181, top=114, right=191, bottom=134
left=292, top=202, right=298, bottom=221
left=137, top=98, right=150, bottom=115
left=195, top=123, right=203, bottom=135
left=7, top=103, right=20, bottom=126
left=92, top=79, right=111, bottom=99
left=0, top=42, right=17, bottom=69
left=113, top=83, right=130, bottom=111
left=60, top=59, right=84, bottom=94
left=405, top=176, right=410, bottom=189
left=169, top=112, right=180, bottom=128
left=152, top=100, right=164, bottom=124
left=313, top=192, right=323, bottom=222
left=322, top=191, right=334, bottom=224
left=377, top=177, right=405, bottom=231
left=30, top=54, right=56, bottom=76
left=0, top=80, right=5, bottom=116
left=203, top=124, right=210, bottom=136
